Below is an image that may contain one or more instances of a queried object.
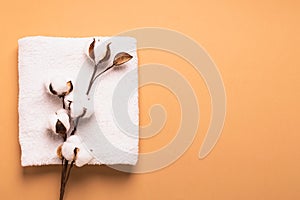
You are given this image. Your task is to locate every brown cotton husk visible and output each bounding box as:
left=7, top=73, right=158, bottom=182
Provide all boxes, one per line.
left=66, top=81, right=73, bottom=95
left=49, top=83, right=58, bottom=95
left=57, top=145, right=63, bottom=159
left=97, top=42, right=112, bottom=66
left=88, top=38, right=96, bottom=61
left=113, top=52, right=133, bottom=66
left=55, top=119, right=67, bottom=135
left=73, top=147, right=80, bottom=161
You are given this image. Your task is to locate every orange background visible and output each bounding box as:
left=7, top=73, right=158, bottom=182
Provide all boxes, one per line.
left=1, top=0, right=300, bottom=199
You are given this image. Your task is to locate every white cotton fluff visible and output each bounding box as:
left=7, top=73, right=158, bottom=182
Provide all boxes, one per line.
left=61, top=135, right=93, bottom=167
left=48, top=109, right=70, bottom=135
left=68, top=94, right=94, bottom=119
left=46, top=76, right=73, bottom=96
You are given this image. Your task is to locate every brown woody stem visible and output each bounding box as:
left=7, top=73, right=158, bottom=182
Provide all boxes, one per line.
left=59, top=159, right=69, bottom=200
left=58, top=44, right=115, bottom=199
left=59, top=126, right=69, bottom=200
left=86, top=65, right=97, bottom=95
left=92, top=64, right=114, bottom=85
left=64, top=161, right=75, bottom=187
left=61, top=96, right=65, bottom=109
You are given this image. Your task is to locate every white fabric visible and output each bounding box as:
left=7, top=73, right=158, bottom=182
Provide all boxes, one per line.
left=18, top=36, right=139, bottom=166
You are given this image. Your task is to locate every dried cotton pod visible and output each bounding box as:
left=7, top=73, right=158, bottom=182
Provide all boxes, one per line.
left=86, top=38, right=112, bottom=65
left=113, top=52, right=133, bottom=66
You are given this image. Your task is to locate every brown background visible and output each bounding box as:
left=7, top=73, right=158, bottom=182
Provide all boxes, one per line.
left=0, top=0, right=300, bottom=199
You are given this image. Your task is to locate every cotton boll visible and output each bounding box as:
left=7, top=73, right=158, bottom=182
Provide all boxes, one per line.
left=61, top=135, right=93, bottom=166
left=94, top=39, right=108, bottom=64
left=48, top=109, right=70, bottom=135
left=48, top=114, right=58, bottom=134
left=86, top=38, right=96, bottom=63
left=46, top=76, right=73, bottom=97
left=61, top=135, right=80, bottom=161
left=66, top=135, right=81, bottom=145
left=70, top=94, right=94, bottom=119
left=69, top=98, right=86, bottom=119
left=56, top=109, right=70, bottom=131
left=85, top=37, right=111, bottom=64
left=61, top=141, right=76, bottom=161
left=70, top=102, right=82, bottom=119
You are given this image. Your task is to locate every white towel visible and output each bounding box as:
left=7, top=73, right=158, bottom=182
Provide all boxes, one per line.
left=18, top=36, right=139, bottom=166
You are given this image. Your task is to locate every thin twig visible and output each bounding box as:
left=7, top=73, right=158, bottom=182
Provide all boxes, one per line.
left=60, top=149, right=77, bottom=200
left=59, top=97, right=68, bottom=200
left=86, top=65, right=97, bottom=95
left=59, top=159, right=69, bottom=200
left=58, top=42, right=113, bottom=200
left=62, top=96, right=65, bottom=109
left=59, top=120, right=68, bottom=200
left=70, top=108, right=86, bottom=136
left=92, top=64, right=114, bottom=85
left=59, top=159, right=65, bottom=200
left=62, top=111, right=85, bottom=199
left=70, top=118, right=79, bottom=136
left=64, top=161, right=75, bottom=185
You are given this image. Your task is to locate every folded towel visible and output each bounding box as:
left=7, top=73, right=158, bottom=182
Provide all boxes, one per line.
left=18, top=36, right=139, bottom=166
